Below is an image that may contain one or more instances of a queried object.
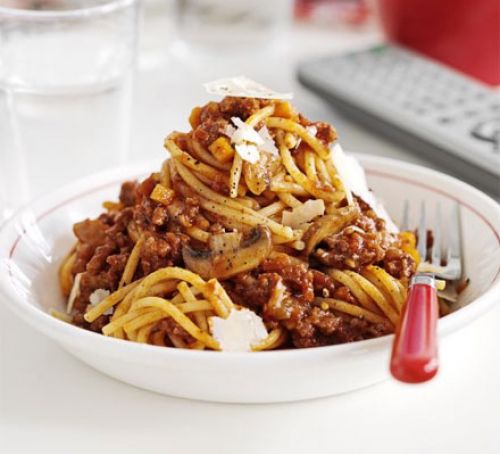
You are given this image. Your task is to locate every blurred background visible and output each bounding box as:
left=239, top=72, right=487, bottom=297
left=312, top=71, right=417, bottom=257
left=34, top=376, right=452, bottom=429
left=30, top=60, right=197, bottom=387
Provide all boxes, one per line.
left=0, top=0, right=499, bottom=220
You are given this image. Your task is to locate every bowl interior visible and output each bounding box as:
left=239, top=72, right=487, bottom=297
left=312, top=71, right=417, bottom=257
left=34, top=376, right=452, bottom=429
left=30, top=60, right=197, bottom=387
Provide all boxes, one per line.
left=1, top=156, right=499, bottom=334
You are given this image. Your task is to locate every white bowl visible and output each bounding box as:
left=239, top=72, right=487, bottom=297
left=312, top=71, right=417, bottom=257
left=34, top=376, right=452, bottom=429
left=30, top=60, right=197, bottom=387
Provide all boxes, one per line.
left=0, top=155, right=499, bottom=403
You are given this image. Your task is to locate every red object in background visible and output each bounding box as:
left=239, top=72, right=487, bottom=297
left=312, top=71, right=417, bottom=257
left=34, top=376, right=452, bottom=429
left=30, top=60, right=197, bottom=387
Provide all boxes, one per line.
left=295, top=0, right=371, bottom=26
left=378, top=0, right=500, bottom=86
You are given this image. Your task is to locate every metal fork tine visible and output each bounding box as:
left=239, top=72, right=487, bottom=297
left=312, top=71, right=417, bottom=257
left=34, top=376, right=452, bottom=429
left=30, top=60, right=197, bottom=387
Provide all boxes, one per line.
left=431, top=203, right=442, bottom=266
left=447, top=203, right=462, bottom=263
left=400, top=200, right=410, bottom=231
left=417, top=201, right=427, bottom=261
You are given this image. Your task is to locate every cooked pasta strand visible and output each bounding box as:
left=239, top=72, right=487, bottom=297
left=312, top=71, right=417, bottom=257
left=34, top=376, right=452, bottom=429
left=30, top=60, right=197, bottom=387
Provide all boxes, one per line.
left=59, top=250, right=77, bottom=297
left=252, top=327, right=286, bottom=351
left=277, top=192, right=302, bottom=208
left=85, top=280, right=142, bottom=323
left=186, top=226, right=210, bottom=242
left=102, top=307, right=156, bottom=336
left=124, top=310, right=166, bottom=335
left=344, top=271, right=399, bottom=326
left=316, top=298, right=392, bottom=328
left=131, top=297, right=219, bottom=349
left=270, top=180, right=309, bottom=196
left=363, top=266, right=405, bottom=312
left=328, top=269, right=382, bottom=314
left=279, top=140, right=344, bottom=203
left=191, top=138, right=232, bottom=170
left=50, top=309, right=72, bottom=323
left=166, top=135, right=245, bottom=196
left=304, top=150, right=318, bottom=182
left=266, top=116, right=332, bottom=159
left=315, top=154, right=331, bottom=184
left=199, top=198, right=293, bottom=240
left=246, top=105, right=275, bottom=127
left=258, top=201, right=285, bottom=217
left=229, top=154, right=243, bottom=198
left=119, top=234, right=145, bottom=288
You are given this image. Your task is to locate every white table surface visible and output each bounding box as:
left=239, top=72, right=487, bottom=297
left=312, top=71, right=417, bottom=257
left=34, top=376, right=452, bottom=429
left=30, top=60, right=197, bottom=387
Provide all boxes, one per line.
left=1, top=7, right=499, bottom=453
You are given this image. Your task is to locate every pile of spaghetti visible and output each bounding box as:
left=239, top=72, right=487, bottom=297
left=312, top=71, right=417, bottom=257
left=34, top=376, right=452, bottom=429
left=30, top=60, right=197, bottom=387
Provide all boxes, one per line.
left=58, top=96, right=422, bottom=350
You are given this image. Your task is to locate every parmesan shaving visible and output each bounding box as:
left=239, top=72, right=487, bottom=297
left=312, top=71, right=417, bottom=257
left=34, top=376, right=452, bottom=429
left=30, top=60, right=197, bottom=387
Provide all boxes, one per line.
left=228, top=117, right=265, bottom=163
left=330, top=142, right=354, bottom=206
left=258, top=126, right=279, bottom=155
left=282, top=199, right=325, bottom=228
left=66, top=272, right=82, bottom=314
left=231, top=117, right=264, bottom=145
left=228, top=118, right=279, bottom=163
left=235, top=143, right=260, bottom=164
left=209, top=308, right=268, bottom=352
left=204, top=76, right=293, bottom=100
left=89, top=289, right=112, bottom=315
left=331, top=143, right=399, bottom=233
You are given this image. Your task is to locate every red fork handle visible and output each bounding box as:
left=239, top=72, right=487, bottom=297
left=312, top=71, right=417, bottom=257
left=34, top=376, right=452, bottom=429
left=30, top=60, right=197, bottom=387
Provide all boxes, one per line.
left=390, top=276, right=439, bottom=383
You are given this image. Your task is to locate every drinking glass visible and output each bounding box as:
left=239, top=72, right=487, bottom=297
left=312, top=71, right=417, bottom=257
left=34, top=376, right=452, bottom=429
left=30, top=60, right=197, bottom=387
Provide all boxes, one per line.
left=174, top=0, right=292, bottom=53
left=0, top=0, right=139, bottom=93
left=0, top=0, right=139, bottom=221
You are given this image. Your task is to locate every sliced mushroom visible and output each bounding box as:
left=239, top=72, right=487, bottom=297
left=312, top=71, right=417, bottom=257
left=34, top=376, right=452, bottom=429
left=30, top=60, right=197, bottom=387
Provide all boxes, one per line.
left=209, top=231, right=242, bottom=253
left=182, top=226, right=272, bottom=280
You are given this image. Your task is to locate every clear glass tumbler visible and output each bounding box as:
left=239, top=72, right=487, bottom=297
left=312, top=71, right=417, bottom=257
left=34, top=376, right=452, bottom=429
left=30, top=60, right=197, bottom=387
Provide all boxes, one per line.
left=0, top=0, right=139, bottom=94
left=0, top=0, right=139, bottom=222
left=174, top=0, right=292, bottom=53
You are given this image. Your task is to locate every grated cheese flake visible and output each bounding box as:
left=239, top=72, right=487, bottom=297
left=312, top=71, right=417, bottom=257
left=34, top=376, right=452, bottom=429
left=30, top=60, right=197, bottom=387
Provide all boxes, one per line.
left=258, top=126, right=279, bottom=155
left=204, top=76, right=293, bottom=100
left=228, top=119, right=280, bottom=162
left=331, top=143, right=399, bottom=233
left=230, top=117, right=264, bottom=146
left=227, top=117, right=266, bottom=163
left=209, top=308, right=268, bottom=352
left=89, top=289, right=112, bottom=315
left=282, top=199, right=325, bottom=228
left=235, top=143, right=260, bottom=164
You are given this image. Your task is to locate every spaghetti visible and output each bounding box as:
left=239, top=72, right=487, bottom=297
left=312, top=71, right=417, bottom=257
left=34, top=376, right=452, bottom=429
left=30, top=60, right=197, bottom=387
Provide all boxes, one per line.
left=58, top=94, right=426, bottom=351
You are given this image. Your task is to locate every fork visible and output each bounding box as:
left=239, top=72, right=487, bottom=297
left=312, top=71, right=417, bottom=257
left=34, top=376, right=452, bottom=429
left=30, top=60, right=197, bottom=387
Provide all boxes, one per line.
left=390, top=201, right=462, bottom=383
